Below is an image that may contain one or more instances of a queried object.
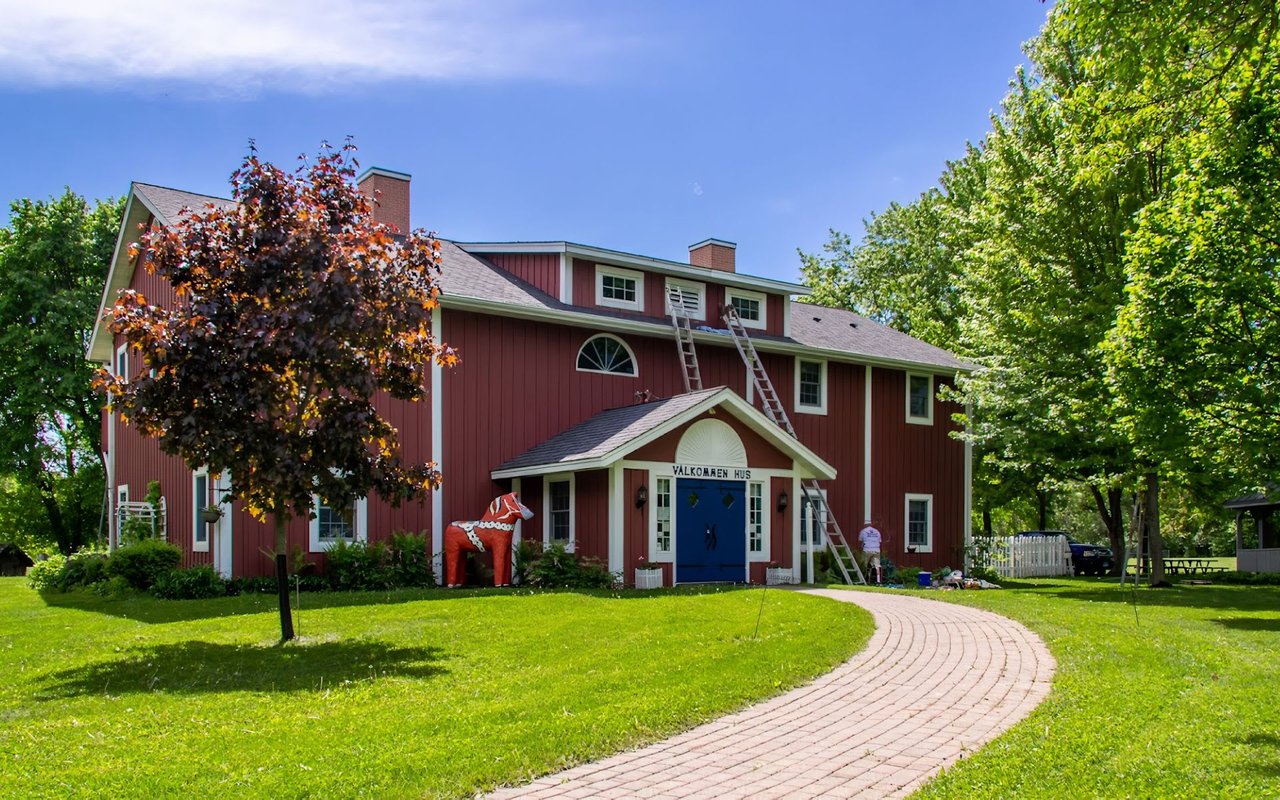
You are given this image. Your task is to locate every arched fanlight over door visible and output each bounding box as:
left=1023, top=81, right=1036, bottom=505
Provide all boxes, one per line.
left=576, top=334, right=637, bottom=376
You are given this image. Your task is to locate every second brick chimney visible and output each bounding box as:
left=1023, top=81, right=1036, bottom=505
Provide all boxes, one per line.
left=689, top=238, right=736, bottom=272
left=357, top=166, right=412, bottom=234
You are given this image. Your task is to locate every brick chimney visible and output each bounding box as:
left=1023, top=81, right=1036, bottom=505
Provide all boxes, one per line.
left=689, top=238, right=736, bottom=272
left=356, top=166, right=412, bottom=234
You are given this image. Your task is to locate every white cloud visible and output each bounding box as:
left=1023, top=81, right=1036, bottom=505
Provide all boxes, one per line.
left=0, top=0, right=636, bottom=90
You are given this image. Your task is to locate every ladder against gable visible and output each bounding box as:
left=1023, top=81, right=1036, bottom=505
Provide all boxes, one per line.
left=721, top=303, right=866, bottom=586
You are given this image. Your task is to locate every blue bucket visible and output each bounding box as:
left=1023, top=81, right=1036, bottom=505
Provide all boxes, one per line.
left=917, top=571, right=932, bottom=588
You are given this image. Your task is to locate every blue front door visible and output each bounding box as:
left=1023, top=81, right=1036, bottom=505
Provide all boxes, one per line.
left=675, top=478, right=746, bottom=583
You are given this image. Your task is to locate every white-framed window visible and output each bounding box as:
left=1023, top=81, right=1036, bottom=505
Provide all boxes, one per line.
left=115, top=344, right=129, bottom=383
left=192, top=468, right=210, bottom=552
left=664, top=277, right=706, bottom=320
left=905, top=493, right=933, bottom=553
left=907, top=373, right=934, bottom=425
left=576, top=334, right=638, bottom=376
left=595, top=264, right=645, bottom=312
left=800, top=487, right=827, bottom=549
left=726, top=288, right=767, bottom=330
left=747, top=481, right=769, bottom=560
left=309, top=495, right=368, bottom=552
left=652, top=475, right=673, bottom=560
left=544, top=474, right=575, bottom=550
left=795, top=359, right=827, bottom=415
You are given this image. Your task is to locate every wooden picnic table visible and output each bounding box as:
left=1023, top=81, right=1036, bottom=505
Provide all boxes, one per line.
left=1163, top=557, right=1226, bottom=575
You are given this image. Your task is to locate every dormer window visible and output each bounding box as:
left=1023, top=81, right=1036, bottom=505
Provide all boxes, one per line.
left=596, top=264, right=645, bottom=312
left=665, top=277, right=705, bottom=320
left=725, top=288, right=767, bottom=330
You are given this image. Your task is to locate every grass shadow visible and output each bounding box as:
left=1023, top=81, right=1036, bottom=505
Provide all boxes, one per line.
left=1045, top=585, right=1280, bottom=612
left=36, top=638, right=448, bottom=698
left=1240, top=733, right=1280, bottom=778
left=1211, top=616, right=1280, bottom=632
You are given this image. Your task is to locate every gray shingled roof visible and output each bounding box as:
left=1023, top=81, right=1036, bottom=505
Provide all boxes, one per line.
left=496, top=389, right=722, bottom=472
left=122, top=183, right=970, bottom=372
left=134, top=183, right=235, bottom=226
left=1224, top=486, right=1280, bottom=510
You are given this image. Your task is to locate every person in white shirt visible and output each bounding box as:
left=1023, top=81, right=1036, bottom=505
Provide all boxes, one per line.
left=858, top=520, right=883, bottom=584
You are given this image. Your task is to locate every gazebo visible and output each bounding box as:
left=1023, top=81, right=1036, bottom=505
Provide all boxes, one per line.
left=1225, top=488, right=1280, bottom=573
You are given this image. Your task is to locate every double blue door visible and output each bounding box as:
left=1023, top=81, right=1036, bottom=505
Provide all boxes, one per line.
left=675, top=478, right=746, bottom=583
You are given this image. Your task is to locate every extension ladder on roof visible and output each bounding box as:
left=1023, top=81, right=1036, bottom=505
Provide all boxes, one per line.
left=666, top=284, right=704, bottom=393
left=721, top=303, right=866, bottom=586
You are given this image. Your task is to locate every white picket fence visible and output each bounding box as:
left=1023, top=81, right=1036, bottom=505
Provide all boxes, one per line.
left=990, top=535, right=1072, bottom=578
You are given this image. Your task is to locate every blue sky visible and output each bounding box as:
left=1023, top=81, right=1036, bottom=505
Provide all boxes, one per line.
left=1, top=1, right=1050, bottom=284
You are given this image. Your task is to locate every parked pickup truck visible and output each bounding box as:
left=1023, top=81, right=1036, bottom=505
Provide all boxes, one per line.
left=1015, top=531, right=1114, bottom=576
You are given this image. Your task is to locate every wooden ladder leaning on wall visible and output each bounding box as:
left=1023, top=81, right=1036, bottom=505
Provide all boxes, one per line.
left=666, top=284, right=704, bottom=394
left=721, top=303, right=866, bottom=586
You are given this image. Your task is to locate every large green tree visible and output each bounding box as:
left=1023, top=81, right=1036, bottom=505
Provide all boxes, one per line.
left=0, top=191, right=122, bottom=554
left=99, top=143, right=456, bottom=640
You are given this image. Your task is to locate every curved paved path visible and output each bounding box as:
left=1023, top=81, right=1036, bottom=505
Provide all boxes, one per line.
left=489, top=588, right=1054, bottom=800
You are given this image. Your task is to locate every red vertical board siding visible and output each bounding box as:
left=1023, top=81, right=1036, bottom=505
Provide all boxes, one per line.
left=771, top=476, right=792, bottom=568
left=479, top=252, right=560, bottom=298
left=574, top=470, right=609, bottom=560
left=624, top=468, right=648, bottom=583
left=870, top=368, right=965, bottom=571
left=704, top=284, right=725, bottom=323
left=767, top=294, right=786, bottom=336
left=790, top=359, right=865, bottom=543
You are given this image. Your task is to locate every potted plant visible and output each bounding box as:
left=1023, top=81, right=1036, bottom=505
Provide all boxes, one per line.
left=634, top=556, right=663, bottom=590
left=200, top=506, right=223, bottom=524
left=766, top=560, right=792, bottom=586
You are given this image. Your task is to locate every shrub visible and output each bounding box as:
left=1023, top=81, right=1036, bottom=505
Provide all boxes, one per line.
left=107, top=539, right=182, bottom=590
left=326, top=540, right=393, bottom=591
left=897, top=566, right=922, bottom=587
left=513, top=538, right=541, bottom=585
left=1209, top=570, right=1280, bottom=586
left=119, top=515, right=155, bottom=545
left=27, top=554, right=67, bottom=591
left=528, top=543, right=616, bottom=589
left=969, top=565, right=1001, bottom=583
left=60, top=550, right=110, bottom=590
left=151, top=566, right=227, bottom=600
left=226, top=576, right=278, bottom=595
left=388, top=531, right=436, bottom=588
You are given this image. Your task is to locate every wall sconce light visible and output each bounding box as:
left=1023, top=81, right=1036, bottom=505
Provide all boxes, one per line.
left=776, top=491, right=789, bottom=514
left=635, top=485, right=648, bottom=508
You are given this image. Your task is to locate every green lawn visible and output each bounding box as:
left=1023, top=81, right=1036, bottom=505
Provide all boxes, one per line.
left=0, top=579, right=870, bottom=799
left=899, top=577, right=1280, bottom=798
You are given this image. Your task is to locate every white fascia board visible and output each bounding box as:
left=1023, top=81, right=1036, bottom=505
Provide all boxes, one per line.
left=88, top=189, right=151, bottom=363
left=454, top=241, right=809, bottom=297
left=441, top=293, right=972, bottom=375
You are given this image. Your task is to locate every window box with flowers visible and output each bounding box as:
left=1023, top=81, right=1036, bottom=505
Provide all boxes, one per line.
left=766, top=562, right=794, bottom=586
left=635, top=556, right=664, bottom=590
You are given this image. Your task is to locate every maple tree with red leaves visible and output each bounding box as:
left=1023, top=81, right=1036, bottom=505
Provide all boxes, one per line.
left=97, top=142, right=457, bottom=639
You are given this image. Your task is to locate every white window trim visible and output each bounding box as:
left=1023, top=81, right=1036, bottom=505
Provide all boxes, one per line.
left=795, top=358, right=828, bottom=416
left=726, top=287, right=768, bottom=330
left=309, top=495, right=368, bottom=552
left=595, top=264, right=645, bottom=312
left=664, top=277, right=706, bottom=320
left=906, top=372, right=935, bottom=426
left=649, top=473, right=675, bottom=563
left=904, top=493, right=934, bottom=554
left=115, top=344, right=129, bottom=383
left=543, top=473, right=576, bottom=551
left=575, top=333, right=639, bottom=377
left=192, top=468, right=210, bottom=552
left=747, top=480, right=771, bottom=562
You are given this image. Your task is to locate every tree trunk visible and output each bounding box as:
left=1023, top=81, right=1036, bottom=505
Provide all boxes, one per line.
left=1090, top=485, right=1126, bottom=576
left=1146, top=472, right=1168, bottom=587
left=34, top=470, right=72, bottom=555
left=982, top=506, right=993, bottom=537
left=274, top=512, right=295, bottom=641
left=1036, top=488, right=1049, bottom=531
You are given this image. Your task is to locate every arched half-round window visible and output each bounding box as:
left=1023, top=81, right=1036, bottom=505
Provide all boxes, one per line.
left=576, top=334, right=637, bottom=376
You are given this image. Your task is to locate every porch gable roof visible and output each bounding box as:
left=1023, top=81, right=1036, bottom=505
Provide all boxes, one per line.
left=491, top=386, right=836, bottom=481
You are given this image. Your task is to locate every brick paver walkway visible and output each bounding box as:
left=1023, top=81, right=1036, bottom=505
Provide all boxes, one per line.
left=489, top=588, right=1054, bottom=799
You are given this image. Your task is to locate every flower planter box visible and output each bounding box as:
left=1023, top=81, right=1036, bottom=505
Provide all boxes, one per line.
left=766, top=567, right=794, bottom=586
left=634, top=568, right=664, bottom=590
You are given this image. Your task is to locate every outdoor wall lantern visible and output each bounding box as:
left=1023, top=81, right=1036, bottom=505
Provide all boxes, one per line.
left=635, top=485, right=648, bottom=508
left=776, top=491, right=789, bottom=514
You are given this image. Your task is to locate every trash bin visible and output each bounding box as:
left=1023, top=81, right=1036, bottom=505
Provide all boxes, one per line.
left=918, top=571, right=932, bottom=588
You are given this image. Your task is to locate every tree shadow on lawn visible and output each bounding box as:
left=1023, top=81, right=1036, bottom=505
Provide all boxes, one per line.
left=1211, top=616, right=1280, bottom=632
left=1240, top=733, right=1280, bottom=778
left=39, top=583, right=751, bottom=625
left=36, top=639, right=448, bottom=698
left=1042, top=585, right=1280, bottom=612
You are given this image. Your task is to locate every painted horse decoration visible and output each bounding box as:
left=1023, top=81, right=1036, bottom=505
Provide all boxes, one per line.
left=443, top=492, right=534, bottom=587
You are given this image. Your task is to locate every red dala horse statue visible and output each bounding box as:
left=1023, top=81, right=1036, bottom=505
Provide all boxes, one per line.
left=443, top=492, right=534, bottom=587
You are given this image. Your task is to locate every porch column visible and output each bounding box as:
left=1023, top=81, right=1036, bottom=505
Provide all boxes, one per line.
left=608, top=463, right=624, bottom=575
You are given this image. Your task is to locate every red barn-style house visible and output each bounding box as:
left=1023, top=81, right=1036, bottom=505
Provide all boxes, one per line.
left=88, top=169, right=973, bottom=586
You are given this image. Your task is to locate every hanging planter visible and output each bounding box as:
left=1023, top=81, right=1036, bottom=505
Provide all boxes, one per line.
left=200, top=506, right=223, bottom=524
